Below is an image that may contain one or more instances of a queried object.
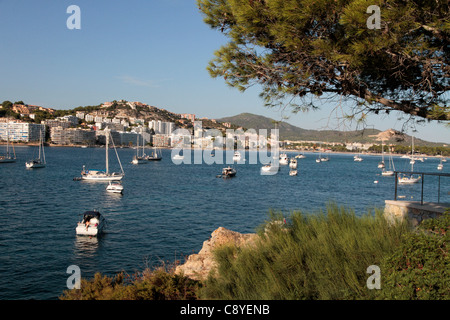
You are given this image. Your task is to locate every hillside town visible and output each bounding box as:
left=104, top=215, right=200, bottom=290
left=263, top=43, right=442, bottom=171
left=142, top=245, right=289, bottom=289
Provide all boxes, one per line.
left=0, top=100, right=260, bottom=149
left=0, top=100, right=448, bottom=156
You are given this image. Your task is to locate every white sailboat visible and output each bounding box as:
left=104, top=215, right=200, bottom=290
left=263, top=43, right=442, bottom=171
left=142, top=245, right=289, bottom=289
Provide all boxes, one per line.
left=398, top=135, right=420, bottom=184
left=378, top=140, right=386, bottom=169
left=437, top=154, right=444, bottom=171
left=26, top=127, right=46, bottom=169
left=0, top=124, right=16, bottom=163
left=353, top=154, right=363, bottom=162
left=381, top=146, right=395, bottom=176
left=131, top=132, right=147, bottom=165
left=81, top=128, right=124, bottom=181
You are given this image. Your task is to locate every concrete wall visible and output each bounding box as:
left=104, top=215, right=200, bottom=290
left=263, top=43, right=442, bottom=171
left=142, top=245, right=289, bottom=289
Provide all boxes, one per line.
left=384, top=200, right=449, bottom=226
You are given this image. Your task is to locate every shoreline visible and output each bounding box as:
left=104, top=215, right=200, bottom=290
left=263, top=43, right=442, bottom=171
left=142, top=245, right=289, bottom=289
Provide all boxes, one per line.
left=0, top=142, right=447, bottom=159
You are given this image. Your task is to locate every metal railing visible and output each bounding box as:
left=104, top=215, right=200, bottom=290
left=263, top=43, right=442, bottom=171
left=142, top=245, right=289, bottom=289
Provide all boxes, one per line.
left=394, top=171, right=450, bottom=205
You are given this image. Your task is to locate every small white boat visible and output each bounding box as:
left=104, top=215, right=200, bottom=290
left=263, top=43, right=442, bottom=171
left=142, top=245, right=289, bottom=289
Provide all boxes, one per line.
left=289, top=170, right=297, bottom=176
left=261, top=164, right=279, bottom=174
left=289, top=158, right=297, bottom=169
left=106, top=181, right=124, bottom=194
left=353, top=155, right=363, bottom=162
left=76, top=211, right=105, bottom=236
left=172, top=154, right=184, bottom=160
left=279, top=154, right=289, bottom=165
left=233, top=151, right=245, bottom=162
left=295, top=154, right=305, bottom=159
left=398, top=175, right=421, bottom=184
left=381, top=170, right=394, bottom=176
left=378, top=161, right=385, bottom=169
left=320, top=157, right=329, bottom=162
left=221, top=166, right=236, bottom=178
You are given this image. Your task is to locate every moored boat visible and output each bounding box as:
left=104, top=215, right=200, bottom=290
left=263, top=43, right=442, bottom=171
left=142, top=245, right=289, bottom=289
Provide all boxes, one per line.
left=106, top=181, right=124, bottom=194
left=76, top=211, right=105, bottom=236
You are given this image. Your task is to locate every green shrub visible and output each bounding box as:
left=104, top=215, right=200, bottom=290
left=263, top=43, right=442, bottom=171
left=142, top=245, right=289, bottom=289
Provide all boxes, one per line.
left=379, top=212, right=449, bottom=300
left=60, top=265, right=201, bottom=300
left=200, top=204, right=408, bottom=300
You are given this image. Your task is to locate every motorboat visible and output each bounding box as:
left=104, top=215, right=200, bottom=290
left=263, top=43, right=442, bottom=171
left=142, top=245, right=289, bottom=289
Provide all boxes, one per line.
left=172, top=154, right=184, bottom=160
left=398, top=175, right=421, bottom=184
left=289, top=158, right=297, bottom=169
left=377, top=161, right=385, bottom=169
left=221, top=166, right=236, bottom=178
left=279, top=154, right=289, bottom=165
left=81, top=129, right=124, bottom=181
left=261, top=164, right=280, bottom=175
left=295, top=154, right=305, bottom=159
left=320, top=156, right=329, bottom=162
left=289, top=170, right=297, bottom=176
left=106, top=181, right=124, bottom=194
left=233, top=151, right=245, bottom=162
left=76, top=211, right=105, bottom=236
left=353, top=155, right=363, bottom=162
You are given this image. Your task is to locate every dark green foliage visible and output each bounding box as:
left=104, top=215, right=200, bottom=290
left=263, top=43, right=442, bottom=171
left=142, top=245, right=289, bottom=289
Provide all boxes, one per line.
left=379, top=212, right=449, bottom=300
left=59, top=265, right=201, bottom=300
left=198, top=0, right=449, bottom=121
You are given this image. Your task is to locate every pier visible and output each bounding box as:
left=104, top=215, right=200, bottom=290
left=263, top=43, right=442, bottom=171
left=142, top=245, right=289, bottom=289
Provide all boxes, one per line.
left=385, top=171, right=450, bottom=226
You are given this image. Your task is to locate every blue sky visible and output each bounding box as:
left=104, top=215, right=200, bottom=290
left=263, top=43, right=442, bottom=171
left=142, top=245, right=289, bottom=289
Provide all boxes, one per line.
left=0, top=0, right=448, bottom=143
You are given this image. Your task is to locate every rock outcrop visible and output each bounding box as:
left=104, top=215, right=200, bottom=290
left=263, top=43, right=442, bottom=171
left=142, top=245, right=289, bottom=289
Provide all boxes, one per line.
left=175, top=227, right=258, bottom=281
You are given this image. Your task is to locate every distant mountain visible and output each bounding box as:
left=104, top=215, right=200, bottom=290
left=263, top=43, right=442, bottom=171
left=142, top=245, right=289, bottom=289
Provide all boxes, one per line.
left=218, top=113, right=443, bottom=146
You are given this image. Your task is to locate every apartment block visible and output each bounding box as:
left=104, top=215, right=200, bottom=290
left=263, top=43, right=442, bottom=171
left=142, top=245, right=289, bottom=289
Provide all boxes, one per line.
left=0, top=122, right=45, bottom=142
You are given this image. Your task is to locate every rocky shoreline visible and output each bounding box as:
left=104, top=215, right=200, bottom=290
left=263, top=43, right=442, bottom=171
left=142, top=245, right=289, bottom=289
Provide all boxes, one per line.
left=175, top=227, right=258, bottom=281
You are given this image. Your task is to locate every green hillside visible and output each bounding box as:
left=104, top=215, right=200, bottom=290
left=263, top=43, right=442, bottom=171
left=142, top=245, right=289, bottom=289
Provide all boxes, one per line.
left=218, top=113, right=444, bottom=146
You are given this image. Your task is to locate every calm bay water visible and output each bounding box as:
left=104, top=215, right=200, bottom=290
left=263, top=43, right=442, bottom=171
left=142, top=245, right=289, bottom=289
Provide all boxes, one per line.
left=0, top=146, right=448, bottom=300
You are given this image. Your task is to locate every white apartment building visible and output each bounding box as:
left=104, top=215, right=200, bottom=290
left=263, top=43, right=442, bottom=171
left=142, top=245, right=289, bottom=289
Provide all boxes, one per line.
left=0, top=122, right=45, bottom=142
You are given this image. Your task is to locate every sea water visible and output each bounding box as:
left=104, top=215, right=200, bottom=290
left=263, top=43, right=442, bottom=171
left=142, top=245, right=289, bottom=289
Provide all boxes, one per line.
left=0, top=146, right=448, bottom=299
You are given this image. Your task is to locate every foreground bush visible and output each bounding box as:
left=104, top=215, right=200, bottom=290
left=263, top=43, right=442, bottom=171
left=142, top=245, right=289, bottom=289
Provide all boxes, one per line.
left=379, top=212, right=449, bottom=300
left=200, top=204, right=408, bottom=300
left=60, top=265, right=201, bottom=300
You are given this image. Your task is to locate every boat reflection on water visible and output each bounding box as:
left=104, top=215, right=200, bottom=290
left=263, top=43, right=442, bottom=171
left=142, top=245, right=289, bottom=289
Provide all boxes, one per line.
left=74, top=235, right=100, bottom=259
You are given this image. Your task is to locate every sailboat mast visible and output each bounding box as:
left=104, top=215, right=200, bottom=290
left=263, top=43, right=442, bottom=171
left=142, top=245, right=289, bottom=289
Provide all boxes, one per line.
left=105, top=128, right=110, bottom=175
left=6, top=124, right=9, bottom=157
left=38, top=128, right=42, bottom=160
left=411, top=135, right=414, bottom=172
